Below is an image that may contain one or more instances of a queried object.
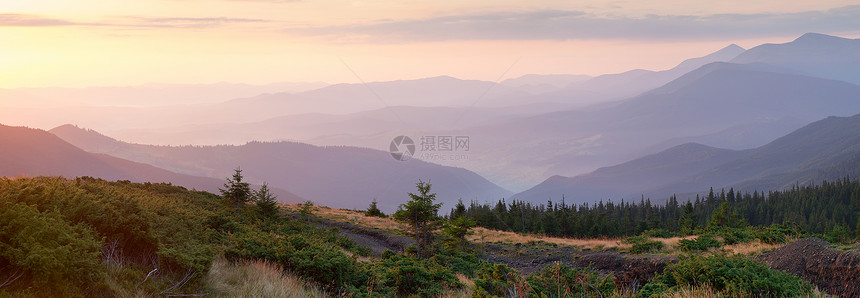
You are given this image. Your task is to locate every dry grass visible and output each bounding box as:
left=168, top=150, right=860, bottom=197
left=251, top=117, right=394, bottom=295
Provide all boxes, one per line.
left=206, top=256, right=327, bottom=298
left=722, top=240, right=783, bottom=256
left=651, top=235, right=697, bottom=255
left=468, top=227, right=630, bottom=251
left=287, top=203, right=693, bottom=253
left=281, top=203, right=408, bottom=231
left=662, top=285, right=831, bottom=298
left=664, top=285, right=720, bottom=298
left=439, top=274, right=475, bottom=298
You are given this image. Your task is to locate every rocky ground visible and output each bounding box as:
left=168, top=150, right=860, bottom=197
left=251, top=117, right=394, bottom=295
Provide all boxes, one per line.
left=477, top=241, right=673, bottom=290
left=758, top=237, right=860, bottom=298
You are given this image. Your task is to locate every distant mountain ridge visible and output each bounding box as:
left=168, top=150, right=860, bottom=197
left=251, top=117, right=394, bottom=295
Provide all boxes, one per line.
left=50, top=125, right=512, bottom=212
left=514, top=113, right=860, bottom=204
left=550, top=44, right=746, bottom=101
left=731, top=33, right=860, bottom=85
left=441, top=60, right=860, bottom=191
left=0, top=124, right=303, bottom=202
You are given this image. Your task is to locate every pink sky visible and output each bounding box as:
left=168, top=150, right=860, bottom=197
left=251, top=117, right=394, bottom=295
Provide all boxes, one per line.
left=2, top=0, right=859, bottom=88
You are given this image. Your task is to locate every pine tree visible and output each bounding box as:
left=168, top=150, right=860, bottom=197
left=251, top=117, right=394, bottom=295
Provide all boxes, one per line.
left=451, top=199, right=467, bottom=219
left=679, top=201, right=695, bottom=235
left=220, top=167, right=251, bottom=214
left=394, top=180, right=442, bottom=259
left=365, top=199, right=387, bottom=218
left=443, top=216, right=475, bottom=250
left=254, top=182, right=279, bottom=218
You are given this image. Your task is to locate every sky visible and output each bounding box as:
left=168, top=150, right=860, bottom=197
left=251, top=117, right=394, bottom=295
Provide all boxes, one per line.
left=2, top=0, right=860, bottom=88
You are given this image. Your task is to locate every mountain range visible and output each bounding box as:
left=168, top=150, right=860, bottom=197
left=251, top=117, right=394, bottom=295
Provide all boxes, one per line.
left=2, top=32, right=860, bottom=211
left=0, top=124, right=303, bottom=202
left=49, top=125, right=511, bottom=212
left=515, top=113, right=860, bottom=204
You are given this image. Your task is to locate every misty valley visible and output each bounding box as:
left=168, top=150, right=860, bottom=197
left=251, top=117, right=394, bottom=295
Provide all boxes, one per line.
left=2, top=31, right=860, bottom=297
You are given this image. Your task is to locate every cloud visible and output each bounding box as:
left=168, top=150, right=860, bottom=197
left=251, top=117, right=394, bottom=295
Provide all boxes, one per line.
left=0, top=13, right=86, bottom=27
left=288, top=5, right=860, bottom=42
left=226, top=0, right=300, bottom=2
left=132, top=17, right=268, bottom=28
left=0, top=13, right=268, bottom=29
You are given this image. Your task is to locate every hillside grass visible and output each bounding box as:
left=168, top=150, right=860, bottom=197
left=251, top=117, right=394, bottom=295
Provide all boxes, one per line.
left=296, top=202, right=792, bottom=258
left=206, top=255, right=327, bottom=298
left=282, top=203, right=408, bottom=231
left=0, top=177, right=829, bottom=297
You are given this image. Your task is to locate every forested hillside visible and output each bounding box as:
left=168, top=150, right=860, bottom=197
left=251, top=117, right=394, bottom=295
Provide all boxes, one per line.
left=463, top=178, right=860, bottom=240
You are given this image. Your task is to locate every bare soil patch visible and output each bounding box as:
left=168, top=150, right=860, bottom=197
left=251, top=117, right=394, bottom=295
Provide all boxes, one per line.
left=757, top=237, right=860, bottom=298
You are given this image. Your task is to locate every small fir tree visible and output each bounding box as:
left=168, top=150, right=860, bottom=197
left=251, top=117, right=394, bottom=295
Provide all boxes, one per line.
left=254, top=182, right=279, bottom=218
left=220, top=167, right=251, bottom=214
left=394, top=180, right=442, bottom=259
left=365, top=199, right=387, bottom=218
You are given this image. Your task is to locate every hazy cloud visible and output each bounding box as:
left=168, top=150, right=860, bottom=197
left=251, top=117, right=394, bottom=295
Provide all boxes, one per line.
left=0, top=13, right=268, bottom=29
left=226, top=0, right=300, bottom=2
left=0, top=13, right=88, bottom=27
left=289, top=5, right=860, bottom=42
left=133, top=17, right=268, bottom=28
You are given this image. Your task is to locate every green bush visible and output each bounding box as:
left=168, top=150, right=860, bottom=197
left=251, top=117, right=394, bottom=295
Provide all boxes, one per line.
left=473, top=263, right=530, bottom=297
left=638, top=253, right=813, bottom=297
left=527, top=262, right=614, bottom=297
left=714, top=227, right=754, bottom=245
left=0, top=177, right=219, bottom=294
left=677, top=234, right=721, bottom=252
left=374, top=253, right=462, bottom=297
left=0, top=202, right=104, bottom=288
left=224, top=221, right=372, bottom=293
left=755, top=224, right=802, bottom=244
left=430, top=247, right=481, bottom=277
left=624, top=236, right=665, bottom=254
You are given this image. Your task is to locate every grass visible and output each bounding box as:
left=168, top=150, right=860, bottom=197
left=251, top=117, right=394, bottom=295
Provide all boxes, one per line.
left=439, top=274, right=475, bottom=298
left=296, top=203, right=706, bottom=255
left=469, top=227, right=630, bottom=251
left=662, top=285, right=831, bottom=298
left=206, top=256, right=327, bottom=298
left=281, top=203, right=408, bottom=231
left=722, top=240, right=783, bottom=256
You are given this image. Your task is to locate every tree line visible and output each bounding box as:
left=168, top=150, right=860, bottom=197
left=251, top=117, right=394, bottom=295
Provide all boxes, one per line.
left=456, top=177, right=860, bottom=239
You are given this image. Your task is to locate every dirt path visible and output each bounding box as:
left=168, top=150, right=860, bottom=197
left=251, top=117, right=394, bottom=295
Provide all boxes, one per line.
left=312, top=216, right=414, bottom=257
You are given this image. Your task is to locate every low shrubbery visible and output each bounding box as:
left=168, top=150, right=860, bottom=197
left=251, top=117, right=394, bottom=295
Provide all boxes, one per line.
left=528, top=262, right=614, bottom=297
left=642, top=228, right=680, bottom=238
left=0, top=177, right=219, bottom=296
left=638, top=253, right=814, bottom=297
left=473, top=262, right=613, bottom=297
left=677, top=234, right=722, bottom=252
left=624, top=236, right=666, bottom=254
left=473, top=263, right=530, bottom=297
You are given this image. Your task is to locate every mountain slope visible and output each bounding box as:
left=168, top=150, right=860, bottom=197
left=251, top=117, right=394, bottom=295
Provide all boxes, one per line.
left=0, top=124, right=304, bottom=202
left=50, top=125, right=512, bottom=212
left=512, top=143, right=748, bottom=202
left=446, top=62, right=860, bottom=191
left=654, top=113, right=860, bottom=196
left=515, top=113, right=860, bottom=204
left=551, top=44, right=746, bottom=101
left=731, top=33, right=860, bottom=85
